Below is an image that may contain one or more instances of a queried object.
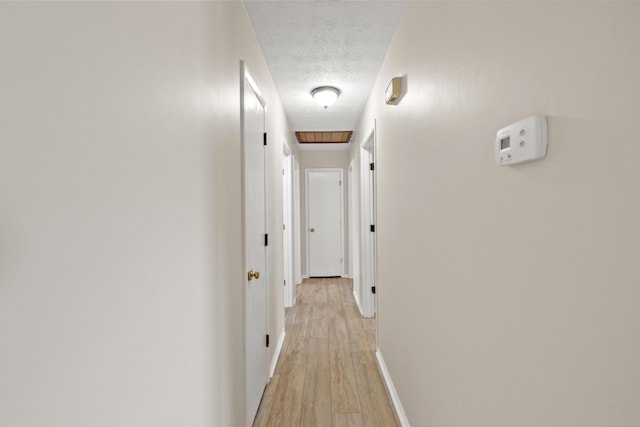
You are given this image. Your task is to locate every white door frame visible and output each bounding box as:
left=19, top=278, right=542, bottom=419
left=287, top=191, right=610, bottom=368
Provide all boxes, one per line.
left=349, top=159, right=364, bottom=310
left=293, top=157, right=302, bottom=286
left=305, top=168, right=345, bottom=277
left=360, top=125, right=377, bottom=318
left=348, top=161, right=355, bottom=280
left=240, top=62, right=269, bottom=427
left=282, top=140, right=295, bottom=307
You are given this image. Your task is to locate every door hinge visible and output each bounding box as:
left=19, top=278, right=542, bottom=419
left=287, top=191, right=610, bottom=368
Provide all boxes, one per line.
left=266, top=334, right=270, bottom=347
left=371, top=286, right=376, bottom=294
left=339, top=180, right=342, bottom=186
left=263, top=132, right=267, bottom=146
left=265, top=233, right=269, bottom=246
left=370, top=224, right=375, bottom=232
left=284, top=279, right=286, bottom=286
left=283, top=224, right=285, bottom=230
left=370, top=162, right=375, bottom=171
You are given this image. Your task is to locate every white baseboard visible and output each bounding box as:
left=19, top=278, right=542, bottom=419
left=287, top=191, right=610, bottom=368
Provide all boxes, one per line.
left=353, top=288, right=364, bottom=316
left=353, top=287, right=375, bottom=318
left=375, top=349, right=410, bottom=427
left=269, top=328, right=286, bottom=378
left=302, top=275, right=309, bottom=280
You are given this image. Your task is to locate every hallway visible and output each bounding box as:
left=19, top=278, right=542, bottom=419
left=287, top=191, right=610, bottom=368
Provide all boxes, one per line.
left=253, top=278, right=398, bottom=426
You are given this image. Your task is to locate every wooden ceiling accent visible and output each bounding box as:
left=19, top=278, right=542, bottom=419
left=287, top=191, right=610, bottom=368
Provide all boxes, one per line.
left=295, top=131, right=353, bottom=144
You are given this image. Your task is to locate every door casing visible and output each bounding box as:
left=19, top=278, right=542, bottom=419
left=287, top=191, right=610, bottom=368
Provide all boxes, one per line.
left=360, top=126, right=377, bottom=318
left=282, top=141, right=295, bottom=307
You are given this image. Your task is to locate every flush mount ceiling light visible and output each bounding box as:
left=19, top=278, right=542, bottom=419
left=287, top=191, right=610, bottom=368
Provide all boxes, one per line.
left=311, top=86, right=341, bottom=109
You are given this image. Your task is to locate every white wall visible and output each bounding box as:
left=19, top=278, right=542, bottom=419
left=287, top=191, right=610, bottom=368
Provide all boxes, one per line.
left=355, top=2, right=640, bottom=426
left=299, top=150, right=350, bottom=277
left=0, top=2, right=289, bottom=426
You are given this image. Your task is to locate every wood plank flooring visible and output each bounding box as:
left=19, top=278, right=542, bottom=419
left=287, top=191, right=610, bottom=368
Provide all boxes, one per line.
left=253, top=278, right=399, bottom=427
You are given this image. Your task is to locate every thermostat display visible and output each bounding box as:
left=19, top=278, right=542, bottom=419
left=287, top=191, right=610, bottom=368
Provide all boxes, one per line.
left=496, top=116, right=547, bottom=166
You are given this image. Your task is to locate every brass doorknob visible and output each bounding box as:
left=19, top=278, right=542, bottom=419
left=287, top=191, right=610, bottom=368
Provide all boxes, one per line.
left=248, top=270, right=260, bottom=281
left=310, top=228, right=315, bottom=233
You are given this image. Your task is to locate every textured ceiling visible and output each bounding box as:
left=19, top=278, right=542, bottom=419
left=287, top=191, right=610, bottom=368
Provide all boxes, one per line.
left=244, top=1, right=405, bottom=145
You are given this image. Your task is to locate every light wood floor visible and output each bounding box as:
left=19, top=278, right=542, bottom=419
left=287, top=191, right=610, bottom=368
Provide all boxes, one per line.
left=253, top=278, right=399, bottom=427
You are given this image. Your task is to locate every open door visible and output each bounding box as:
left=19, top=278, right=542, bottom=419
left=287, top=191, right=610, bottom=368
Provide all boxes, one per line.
left=241, top=64, right=268, bottom=426
left=283, top=142, right=295, bottom=307
left=360, top=129, right=377, bottom=318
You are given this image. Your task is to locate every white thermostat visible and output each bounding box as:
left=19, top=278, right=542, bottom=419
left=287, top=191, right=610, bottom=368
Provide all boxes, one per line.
left=496, top=115, right=547, bottom=166
left=385, top=77, right=402, bottom=105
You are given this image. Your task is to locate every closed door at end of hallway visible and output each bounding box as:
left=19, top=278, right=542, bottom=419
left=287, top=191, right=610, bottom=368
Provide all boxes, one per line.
left=307, top=169, right=343, bottom=277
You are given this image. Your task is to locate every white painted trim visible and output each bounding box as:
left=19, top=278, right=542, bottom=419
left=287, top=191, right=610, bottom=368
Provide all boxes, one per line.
left=293, top=156, right=302, bottom=286
left=283, top=138, right=292, bottom=156
left=353, top=288, right=363, bottom=316
left=359, top=127, right=376, bottom=318
left=243, top=66, right=266, bottom=108
left=302, top=275, right=310, bottom=280
left=298, top=142, right=351, bottom=152
left=348, top=158, right=361, bottom=318
left=375, top=349, right=410, bottom=427
left=269, top=328, right=286, bottom=378
left=282, top=142, right=294, bottom=308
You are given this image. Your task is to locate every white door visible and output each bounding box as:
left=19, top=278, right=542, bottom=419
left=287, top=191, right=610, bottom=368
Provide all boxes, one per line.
left=307, top=169, right=343, bottom=277
left=282, top=147, right=294, bottom=307
left=293, top=158, right=302, bottom=285
left=242, top=70, right=268, bottom=426
left=366, top=150, right=377, bottom=316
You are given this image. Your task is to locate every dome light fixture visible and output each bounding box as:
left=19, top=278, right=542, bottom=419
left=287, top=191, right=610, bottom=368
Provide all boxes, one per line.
left=311, top=86, right=341, bottom=109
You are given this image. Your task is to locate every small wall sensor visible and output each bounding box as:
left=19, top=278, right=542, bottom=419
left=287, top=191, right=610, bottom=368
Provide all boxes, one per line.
left=496, top=116, right=548, bottom=166
left=385, top=77, right=402, bottom=105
